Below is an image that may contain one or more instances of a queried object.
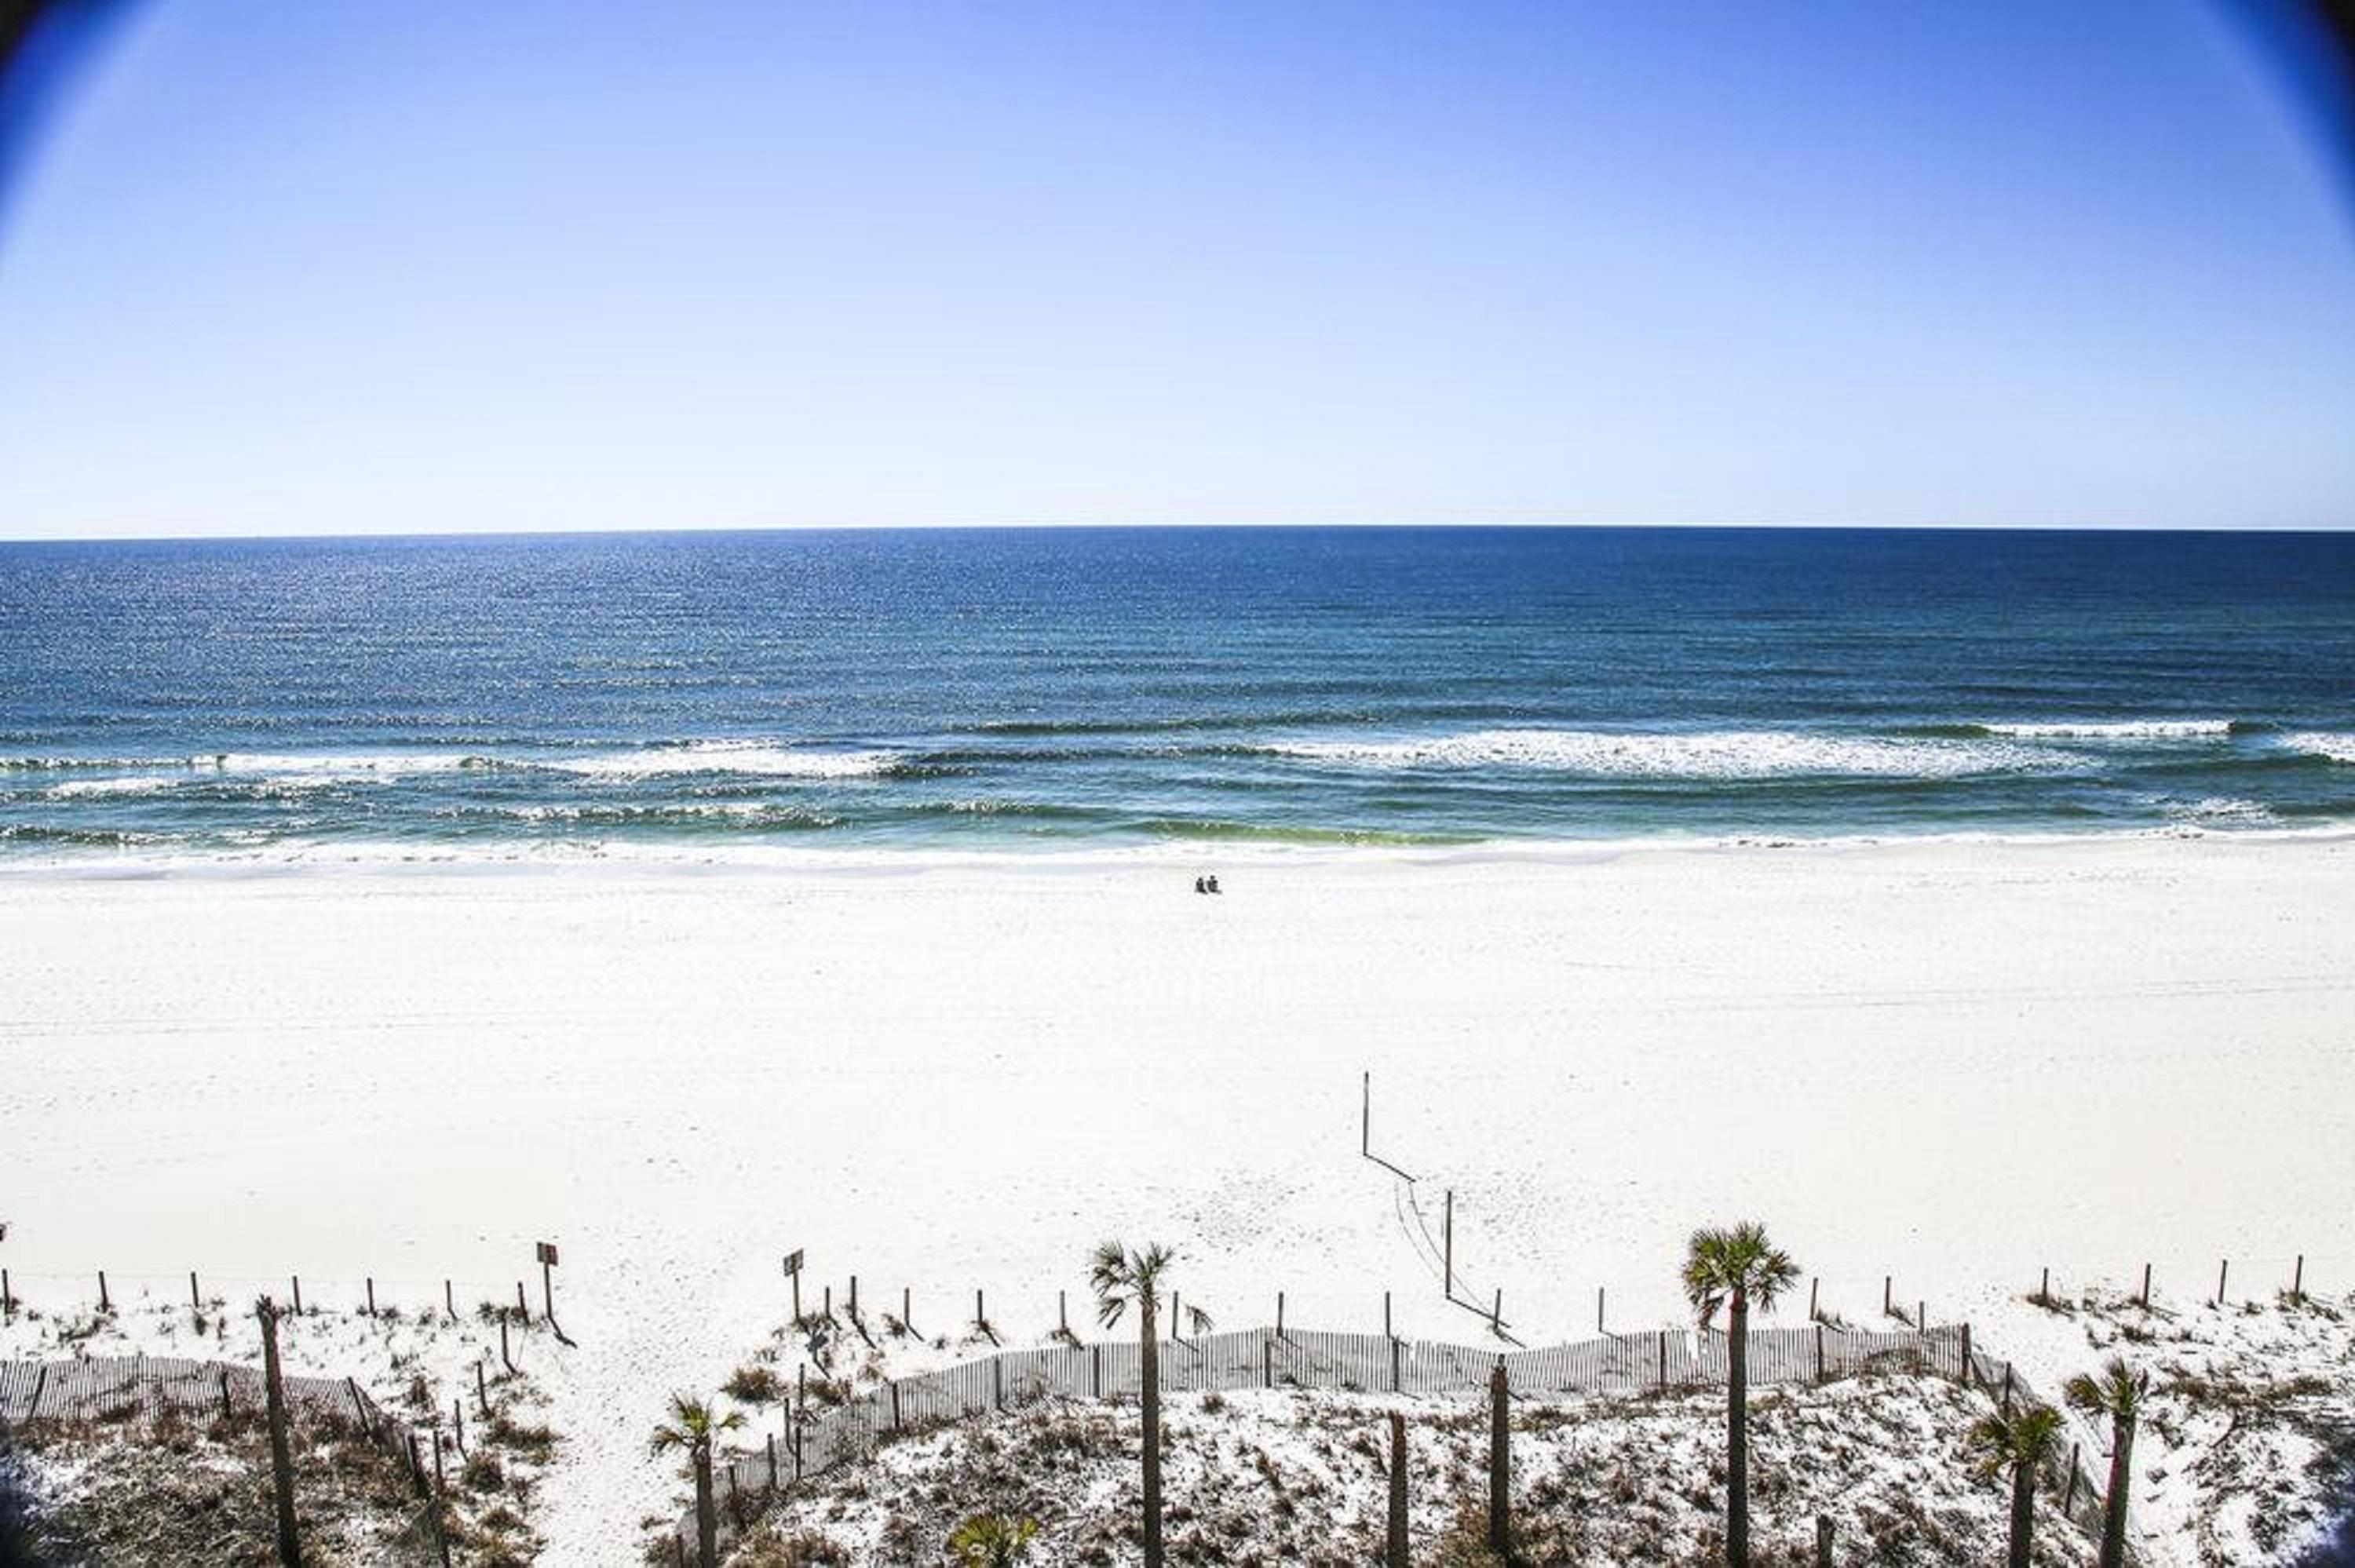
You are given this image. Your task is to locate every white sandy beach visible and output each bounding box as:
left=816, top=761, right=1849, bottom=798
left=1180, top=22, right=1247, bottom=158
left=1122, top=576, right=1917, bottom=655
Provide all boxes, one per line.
left=3, top=834, right=2353, bottom=1562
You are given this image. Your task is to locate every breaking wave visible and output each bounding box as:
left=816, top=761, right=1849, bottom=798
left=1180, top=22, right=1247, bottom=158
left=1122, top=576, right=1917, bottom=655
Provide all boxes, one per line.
left=1262, top=728, right=2054, bottom=780
left=2284, top=731, right=2355, bottom=764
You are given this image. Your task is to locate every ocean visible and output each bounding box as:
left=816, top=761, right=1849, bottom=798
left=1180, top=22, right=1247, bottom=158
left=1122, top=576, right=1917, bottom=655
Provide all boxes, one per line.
left=2, top=526, right=2351, bottom=861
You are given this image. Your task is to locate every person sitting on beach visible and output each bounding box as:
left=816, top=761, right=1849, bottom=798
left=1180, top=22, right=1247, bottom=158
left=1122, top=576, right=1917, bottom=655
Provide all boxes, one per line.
left=1206, top=873, right=1221, bottom=894
left=1194, top=876, right=1207, bottom=894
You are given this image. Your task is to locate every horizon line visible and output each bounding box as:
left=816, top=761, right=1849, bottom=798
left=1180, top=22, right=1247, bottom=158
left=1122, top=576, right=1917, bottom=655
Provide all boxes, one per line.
left=5, top=518, right=2353, bottom=546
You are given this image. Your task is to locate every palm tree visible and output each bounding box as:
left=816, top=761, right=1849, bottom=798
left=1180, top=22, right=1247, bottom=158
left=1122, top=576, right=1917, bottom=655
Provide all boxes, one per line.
left=2065, top=1356, right=2149, bottom=1568
left=1091, top=1241, right=1183, bottom=1568
left=949, top=1513, right=1040, bottom=1566
left=1966, top=1403, right=2063, bottom=1568
left=650, top=1391, right=746, bottom=1568
left=1682, top=1221, right=1799, bottom=1568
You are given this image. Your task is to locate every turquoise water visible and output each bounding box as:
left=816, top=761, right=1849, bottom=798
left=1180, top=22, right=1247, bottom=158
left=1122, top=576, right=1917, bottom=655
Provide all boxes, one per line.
left=2, top=527, right=2352, bottom=859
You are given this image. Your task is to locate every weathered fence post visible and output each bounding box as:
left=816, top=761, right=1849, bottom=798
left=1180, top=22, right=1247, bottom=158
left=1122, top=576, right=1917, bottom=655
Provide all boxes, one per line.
left=2065, top=1443, right=2081, bottom=1511
left=476, top=1359, right=490, bottom=1417
left=499, top=1315, right=517, bottom=1375
left=2037, top=1266, right=2050, bottom=1306
left=992, top=1356, right=1003, bottom=1410
left=1262, top=1338, right=1273, bottom=1389
left=848, top=1275, right=858, bottom=1318
left=1059, top=1289, right=1068, bottom=1336
left=1882, top=1275, right=1891, bottom=1317
left=903, top=1285, right=912, bottom=1332
left=22, top=1366, right=43, bottom=1422
left=2139, top=1264, right=2152, bottom=1308
left=1657, top=1329, right=1667, bottom=1389
left=2216, top=1258, right=2229, bottom=1306
left=889, top=1378, right=901, bottom=1430
left=1807, top=1276, right=1818, bottom=1322
left=2, top=1267, right=11, bottom=1321
left=191, top=1271, right=201, bottom=1311
left=2291, top=1254, right=2306, bottom=1303
left=1597, top=1285, right=1605, bottom=1334
left=1815, top=1514, right=1835, bottom=1566
left=1813, top=1322, right=1825, bottom=1383
left=453, top=1398, right=465, bottom=1454
left=766, top=1431, right=779, bottom=1492
left=98, top=1270, right=110, bottom=1311
left=1487, top=1359, right=1510, bottom=1555
left=975, top=1287, right=985, bottom=1330
left=2000, top=1362, right=2015, bottom=1411
left=1390, top=1335, right=1402, bottom=1393
left=1491, top=1288, right=1502, bottom=1336
left=290, top=1276, right=302, bottom=1315
left=1384, top=1290, right=1393, bottom=1338
left=1443, top=1190, right=1455, bottom=1301
left=257, top=1297, right=302, bottom=1567
left=1277, top=1290, right=1286, bottom=1338
left=1091, top=1343, right=1102, bottom=1397
left=366, top=1277, right=377, bottom=1317
left=1386, top=1410, right=1409, bottom=1568
left=445, top=1279, right=455, bottom=1320
left=218, top=1366, right=233, bottom=1421
left=1917, top=1300, right=1926, bottom=1334
left=515, top=1280, right=528, bottom=1320
left=1959, top=1322, right=1971, bottom=1384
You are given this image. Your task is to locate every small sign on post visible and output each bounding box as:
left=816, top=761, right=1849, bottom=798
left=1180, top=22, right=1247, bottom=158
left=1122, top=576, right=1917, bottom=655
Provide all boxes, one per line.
left=783, top=1249, right=805, bottom=1323
left=535, top=1242, right=571, bottom=1343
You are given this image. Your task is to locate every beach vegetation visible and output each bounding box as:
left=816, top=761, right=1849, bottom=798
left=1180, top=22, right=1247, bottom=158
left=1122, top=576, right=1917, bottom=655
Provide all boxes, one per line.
left=1682, top=1220, right=1800, bottom=1568
left=949, top=1511, right=1040, bottom=1565
left=1965, top=1403, right=2063, bottom=1568
left=650, top=1391, right=744, bottom=1568
left=1090, top=1240, right=1179, bottom=1568
left=2065, top=1356, right=2151, bottom=1568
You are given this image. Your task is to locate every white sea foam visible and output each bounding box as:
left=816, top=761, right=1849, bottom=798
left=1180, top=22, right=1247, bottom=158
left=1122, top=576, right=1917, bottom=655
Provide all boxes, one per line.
left=1983, top=720, right=2231, bottom=740
left=1265, top=728, right=2049, bottom=779
left=46, top=775, right=183, bottom=798
left=2283, top=731, right=2355, bottom=764
left=550, top=741, right=901, bottom=780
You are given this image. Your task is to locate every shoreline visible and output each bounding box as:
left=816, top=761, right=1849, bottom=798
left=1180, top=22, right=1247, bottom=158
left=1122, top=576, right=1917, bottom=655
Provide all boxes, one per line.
left=5, top=818, right=2355, bottom=882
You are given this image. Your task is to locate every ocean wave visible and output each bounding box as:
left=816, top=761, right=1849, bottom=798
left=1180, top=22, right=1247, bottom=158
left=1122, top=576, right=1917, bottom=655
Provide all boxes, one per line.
left=2283, top=731, right=2355, bottom=764
left=547, top=741, right=904, bottom=780
left=1262, top=728, right=2052, bottom=779
left=1981, top=720, right=2233, bottom=741
left=46, top=775, right=184, bottom=798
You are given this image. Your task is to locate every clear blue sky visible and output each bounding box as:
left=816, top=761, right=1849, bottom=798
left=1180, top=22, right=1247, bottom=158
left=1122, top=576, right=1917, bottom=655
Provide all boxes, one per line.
left=2, top=0, right=2352, bottom=538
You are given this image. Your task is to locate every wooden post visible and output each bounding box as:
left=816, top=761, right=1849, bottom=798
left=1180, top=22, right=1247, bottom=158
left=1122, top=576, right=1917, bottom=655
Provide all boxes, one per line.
left=2000, top=1363, right=2015, bottom=1410
left=791, top=1270, right=801, bottom=1324
left=1487, top=1359, right=1510, bottom=1555
left=992, top=1356, right=1004, bottom=1410
left=1384, top=1290, right=1393, bottom=1338
left=903, top=1285, right=911, bottom=1331
left=674, top=1535, right=686, bottom=1568
left=191, top=1271, right=201, bottom=1310
left=1917, top=1300, right=1925, bottom=1334
left=2065, top=1443, right=2081, bottom=1511
left=445, top=1279, right=455, bottom=1320
left=1959, top=1322, right=1971, bottom=1384
left=1391, top=1335, right=1402, bottom=1393
left=98, top=1270, right=110, bottom=1311
left=476, top=1360, right=490, bottom=1417
left=1597, top=1285, right=1605, bottom=1334
left=515, top=1280, right=528, bottom=1320
left=542, top=1253, right=556, bottom=1326
left=766, top=1431, right=779, bottom=1492
left=1170, top=1292, right=1181, bottom=1344
left=1807, top=1276, right=1818, bottom=1322
left=432, top=1428, right=446, bottom=1492
left=1263, top=1338, right=1273, bottom=1388
left=291, top=1276, right=302, bottom=1315
left=453, top=1398, right=465, bottom=1454
left=257, top=1299, right=303, bottom=1566
left=1, top=1267, right=10, bottom=1320
left=2292, top=1254, right=2305, bottom=1302
left=1813, top=1322, right=1825, bottom=1383
left=889, top=1379, right=901, bottom=1430
left=1444, top=1190, right=1455, bottom=1300
left=1277, top=1290, right=1286, bottom=1338
left=1814, top=1515, right=1834, bottom=1566
left=367, top=1277, right=376, bottom=1317
left=1091, top=1343, right=1101, bottom=1396
left=1491, top=1287, right=1502, bottom=1335
left=1882, top=1275, right=1891, bottom=1317
left=499, top=1315, right=517, bottom=1374
left=1362, top=1070, right=1371, bottom=1157
left=1386, top=1409, right=1408, bottom=1568
left=2216, top=1258, right=2229, bottom=1306
left=849, top=1275, right=858, bottom=1317
left=2140, top=1263, right=2152, bottom=1308
left=218, top=1366, right=232, bottom=1421
left=975, top=1286, right=986, bottom=1330
left=823, top=1283, right=831, bottom=1320
left=2039, top=1266, right=2050, bottom=1305
left=1657, top=1329, right=1667, bottom=1388
left=1059, top=1289, right=1068, bottom=1335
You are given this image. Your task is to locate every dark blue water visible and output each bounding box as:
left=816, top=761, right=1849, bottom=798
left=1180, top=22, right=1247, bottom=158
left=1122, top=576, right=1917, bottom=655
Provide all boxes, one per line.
left=2, top=527, right=2352, bottom=859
